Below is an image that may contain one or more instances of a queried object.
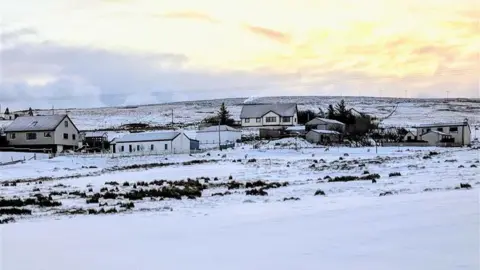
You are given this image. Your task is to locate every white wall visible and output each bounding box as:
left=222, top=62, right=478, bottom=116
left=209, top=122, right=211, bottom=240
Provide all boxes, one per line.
left=114, top=134, right=192, bottom=155
left=241, top=112, right=297, bottom=127
left=196, top=131, right=241, bottom=145
left=417, top=125, right=471, bottom=145
left=53, top=117, right=80, bottom=147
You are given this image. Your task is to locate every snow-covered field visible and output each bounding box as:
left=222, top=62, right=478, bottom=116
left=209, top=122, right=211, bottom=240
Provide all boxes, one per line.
left=1, top=143, right=479, bottom=269
left=0, top=152, right=49, bottom=164
left=26, top=96, right=480, bottom=130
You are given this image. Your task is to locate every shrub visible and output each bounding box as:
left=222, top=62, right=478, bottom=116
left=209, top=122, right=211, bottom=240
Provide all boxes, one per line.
left=459, top=183, right=472, bottom=189
left=471, top=164, right=477, bottom=168
left=314, top=189, right=326, bottom=196
left=69, top=191, right=87, bottom=198
left=103, top=192, right=118, bottom=200
left=86, top=195, right=100, bottom=204
left=123, top=182, right=130, bottom=187
left=458, top=165, right=465, bottom=168
left=247, top=159, right=257, bottom=163
left=283, top=197, right=300, bottom=201
left=100, top=187, right=108, bottom=192
left=363, top=170, right=370, bottom=175
left=228, top=175, right=233, bottom=180
left=359, top=174, right=381, bottom=181
left=120, top=202, right=135, bottom=209
left=379, top=191, right=394, bottom=196
left=105, top=181, right=119, bottom=186
left=245, top=189, right=268, bottom=196
left=227, top=181, right=244, bottom=190
left=0, top=207, right=32, bottom=215
left=0, top=217, right=15, bottom=224
left=328, top=176, right=358, bottom=182
left=389, top=172, right=402, bottom=177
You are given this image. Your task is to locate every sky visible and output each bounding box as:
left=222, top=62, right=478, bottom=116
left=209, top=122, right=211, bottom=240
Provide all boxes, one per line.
left=0, top=0, right=479, bottom=109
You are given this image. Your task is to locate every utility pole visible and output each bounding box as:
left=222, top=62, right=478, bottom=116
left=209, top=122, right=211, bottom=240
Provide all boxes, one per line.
left=52, top=105, right=55, bottom=115
left=171, top=109, right=174, bottom=126
left=446, top=91, right=450, bottom=100
left=218, top=119, right=221, bottom=151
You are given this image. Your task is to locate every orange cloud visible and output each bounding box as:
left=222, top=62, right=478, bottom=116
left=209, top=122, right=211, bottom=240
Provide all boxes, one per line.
left=158, top=11, right=220, bottom=24
left=244, top=25, right=291, bottom=44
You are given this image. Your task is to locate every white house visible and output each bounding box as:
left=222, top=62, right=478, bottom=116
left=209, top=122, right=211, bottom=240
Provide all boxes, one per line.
left=112, top=131, right=199, bottom=154
left=3, top=114, right=80, bottom=153
left=420, top=130, right=454, bottom=146
left=240, top=103, right=298, bottom=127
left=414, top=120, right=471, bottom=146
left=196, top=125, right=241, bottom=146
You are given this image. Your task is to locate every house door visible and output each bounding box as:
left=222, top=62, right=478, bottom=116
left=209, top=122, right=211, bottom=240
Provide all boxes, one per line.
left=129, top=145, right=132, bottom=152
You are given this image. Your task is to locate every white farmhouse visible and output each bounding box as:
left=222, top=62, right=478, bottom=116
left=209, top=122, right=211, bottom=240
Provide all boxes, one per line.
left=414, top=120, right=471, bottom=146
left=240, top=103, right=298, bottom=127
left=112, top=131, right=199, bottom=154
left=4, top=114, right=80, bottom=153
left=196, top=125, right=241, bottom=146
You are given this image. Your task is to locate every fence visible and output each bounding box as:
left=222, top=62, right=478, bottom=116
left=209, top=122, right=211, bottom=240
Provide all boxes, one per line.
left=56, top=148, right=208, bottom=159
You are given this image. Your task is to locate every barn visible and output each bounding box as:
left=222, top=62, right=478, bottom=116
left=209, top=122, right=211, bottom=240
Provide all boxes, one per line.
left=112, top=131, right=199, bottom=154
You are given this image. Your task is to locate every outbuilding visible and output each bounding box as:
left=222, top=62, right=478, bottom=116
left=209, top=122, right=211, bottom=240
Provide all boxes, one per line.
left=195, top=125, right=241, bottom=147
left=113, top=131, right=199, bottom=154
left=306, top=129, right=341, bottom=144
left=305, top=118, right=345, bottom=133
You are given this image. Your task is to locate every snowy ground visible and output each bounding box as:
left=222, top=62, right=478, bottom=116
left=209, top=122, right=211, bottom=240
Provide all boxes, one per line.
left=1, top=144, right=479, bottom=269
left=0, top=152, right=49, bottom=164
left=2, top=190, right=478, bottom=270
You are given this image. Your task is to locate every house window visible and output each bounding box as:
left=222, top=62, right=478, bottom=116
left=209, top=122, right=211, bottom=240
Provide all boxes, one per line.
left=245, top=118, right=250, bottom=123
left=137, top=145, right=140, bottom=151
left=44, top=132, right=52, bottom=137
left=129, top=145, right=132, bottom=152
left=151, top=144, right=154, bottom=151
left=449, top=127, right=458, bottom=132
left=437, top=127, right=443, bottom=132
left=72, top=134, right=76, bottom=140
left=10, top=133, right=16, bottom=139
left=63, top=133, right=68, bottom=139
left=164, top=144, right=168, bottom=150
left=256, top=118, right=261, bottom=123
left=26, top=133, right=37, bottom=140
left=266, top=117, right=276, bottom=123
left=121, top=146, right=124, bottom=152
left=64, top=121, right=68, bottom=127
left=282, top=116, right=291, bottom=122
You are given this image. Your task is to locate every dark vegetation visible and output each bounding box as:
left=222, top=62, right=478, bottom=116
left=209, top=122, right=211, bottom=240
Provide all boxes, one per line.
left=314, top=189, right=326, bottom=196
left=328, top=174, right=380, bottom=182
left=389, top=172, right=402, bottom=177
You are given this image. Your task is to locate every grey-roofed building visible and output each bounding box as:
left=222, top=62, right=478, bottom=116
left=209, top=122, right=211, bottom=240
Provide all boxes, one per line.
left=240, top=103, right=298, bottom=127
left=112, top=131, right=199, bottom=154
left=4, top=114, right=80, bottom=153
left=306, top=129, right=341, bottom=144
left=305, top=118, right=346, bottom=133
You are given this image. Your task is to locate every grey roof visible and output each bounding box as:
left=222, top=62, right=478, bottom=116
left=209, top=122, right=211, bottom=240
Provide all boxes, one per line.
left=310, top=129, right=341, bottom=135
left=198, top=125, right=240, bottom=133
left=240, top=103, right=297, bottom=118
left=4, top=115, right=67, bottom=132
left=306, top=118, right=345, bottom=126
left=415, top=122, right=468, bottom=128
left=115, top=131, right=181, bottom=143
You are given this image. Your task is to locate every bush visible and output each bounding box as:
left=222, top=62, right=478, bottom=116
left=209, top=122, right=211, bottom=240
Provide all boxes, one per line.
left=314, top=189, right=326, bottom=196
left=459, top=183, right=472, bottom=189
left=119, top=202, right=135, bottom=209
left=283, top=197, right=300, bottom=201
left=379, top=191, right=394, bottom=196
left=0, top=217, right=15, bottom=224
left=245, top=189, right=268, bottom=196
left=86, top=195, right=100, bottom=204
left=389, top=172, right=402, bottom=177
left=105, top=181, right=119, bottom=186
left=122, top=182, right=130, bottom=187
left=247, top=158, right=257, bottom=163
left=363, top=170, right=370, bottom=175
left=359, top=174, right=381, bottom=181
left=328, top=176, right=358, bottom=182
left=0, top=207, right=32, bottom=215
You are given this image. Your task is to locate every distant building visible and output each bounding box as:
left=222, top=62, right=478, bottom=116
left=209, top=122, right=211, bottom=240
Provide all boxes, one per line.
left=196, top=125, right=241, bottom=146
left=82, top=131, right=109, bottom=151
left=3, top=114, right=80, bottom=153
left=414, top=120, right=471, bottom=146
left=305, top=118, right=345, bottom=133
left=240, top=103, right=298, bottom=127
left=306, top=129, right=341, bottom=144
left=111, top=131, right=199, bottom=154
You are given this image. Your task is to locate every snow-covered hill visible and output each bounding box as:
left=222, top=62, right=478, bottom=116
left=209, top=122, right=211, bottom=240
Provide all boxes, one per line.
left=28, top=96, right=480, bottom=130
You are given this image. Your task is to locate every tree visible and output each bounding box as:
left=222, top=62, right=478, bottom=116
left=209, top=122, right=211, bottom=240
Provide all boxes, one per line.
left=28, top=107, right=34, bottom=116
left=297, top=110, right=317, bottom=124
left=327, top=105, right=335, bottom=119
left=4, top=108, right=9, bottom=115
left=217, top=102, right=232, bottom=125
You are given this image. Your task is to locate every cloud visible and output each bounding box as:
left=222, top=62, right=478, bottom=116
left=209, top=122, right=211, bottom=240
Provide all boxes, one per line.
left=158, top=11, right=220, bottom=24
left=0, top=38, right=292, bottom=109
left=243, top=25, right=291, bottom=44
